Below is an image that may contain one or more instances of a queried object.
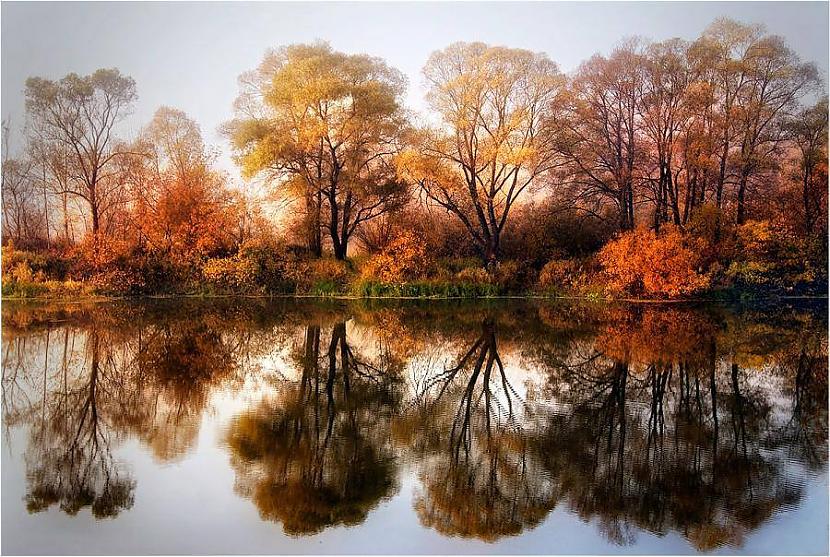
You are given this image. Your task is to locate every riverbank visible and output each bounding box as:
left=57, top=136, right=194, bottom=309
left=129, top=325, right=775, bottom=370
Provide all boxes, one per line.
left=3, top=234, right=826, bottom=303
left=3, top=285, right=826, bottom=304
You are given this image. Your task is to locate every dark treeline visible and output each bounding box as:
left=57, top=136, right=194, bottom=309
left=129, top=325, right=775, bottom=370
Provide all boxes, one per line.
left=2, top=18, right=827, bottom=299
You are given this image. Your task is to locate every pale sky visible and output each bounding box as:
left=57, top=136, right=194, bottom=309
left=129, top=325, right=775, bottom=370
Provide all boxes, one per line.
left=2, top=1, right=828, bottom=182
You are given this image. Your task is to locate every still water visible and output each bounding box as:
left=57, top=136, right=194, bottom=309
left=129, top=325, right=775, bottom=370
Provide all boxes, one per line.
left=1, top=298, right=827, bottom=555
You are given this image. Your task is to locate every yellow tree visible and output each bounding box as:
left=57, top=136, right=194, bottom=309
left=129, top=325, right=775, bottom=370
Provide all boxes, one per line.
left=225, top=42, right=409, bottom=260
left=397, top=42, right=565, bottom=268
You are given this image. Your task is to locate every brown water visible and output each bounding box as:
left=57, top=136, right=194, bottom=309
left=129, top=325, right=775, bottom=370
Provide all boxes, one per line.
left=1, top=298, right=827, bottom=555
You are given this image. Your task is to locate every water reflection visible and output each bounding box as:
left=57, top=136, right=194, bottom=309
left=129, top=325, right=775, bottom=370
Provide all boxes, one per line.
left=397, top=317, right=556, bottom=541
left=1, top=299, right=826, bottom=552
left=226, top=320, right=402, bottom=535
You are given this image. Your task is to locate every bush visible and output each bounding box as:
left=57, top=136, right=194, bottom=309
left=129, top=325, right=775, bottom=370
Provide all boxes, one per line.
left=501, top=201, right=614, bottom=266
left=304, top=259, right=351, bottom=295
left=362, top=231, right=433, bottom=283
left=88, top=268, right=147, bottom=296
left=490, top=260, right=534, bottom=293
left=455, top=266, right=490, bottom=284
left=538, top=258, right=600, bottom=294
left=201, top=256, right=259, bottom=292
left=599, top=226, right=710, bottom=298
left=723, top=220, right=824, bottom=293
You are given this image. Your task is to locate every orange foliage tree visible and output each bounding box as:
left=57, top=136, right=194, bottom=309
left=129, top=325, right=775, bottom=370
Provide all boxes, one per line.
left=128, top=107, right=237, bottom=266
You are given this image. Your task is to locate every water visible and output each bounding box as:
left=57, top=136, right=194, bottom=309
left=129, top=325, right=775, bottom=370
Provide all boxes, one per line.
left=1, top=298, right=827, bottom=555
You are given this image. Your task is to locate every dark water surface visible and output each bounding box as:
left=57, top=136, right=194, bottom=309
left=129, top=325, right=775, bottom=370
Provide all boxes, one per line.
left=1, top=298, right=827, bottom=555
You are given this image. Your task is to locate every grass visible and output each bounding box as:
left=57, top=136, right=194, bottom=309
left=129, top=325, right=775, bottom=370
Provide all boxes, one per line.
left=352, top=279, right=501, bottom=298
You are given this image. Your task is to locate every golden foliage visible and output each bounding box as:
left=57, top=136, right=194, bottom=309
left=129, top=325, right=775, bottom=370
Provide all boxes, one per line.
left=599, top=226, right=710, bottom=297
left=362, top=230, right=433, bottom=283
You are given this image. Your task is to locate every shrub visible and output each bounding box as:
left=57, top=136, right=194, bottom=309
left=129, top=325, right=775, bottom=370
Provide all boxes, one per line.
left=538, top=259, right=584, bottom=293
left=490, top=260, right=533, bottom=293
left=501, top=201, right=614, bottom=266
left=455, top=266, right=490, bottom=285
left=305, top=259, right=351, bottom=295
left=69, top=236, right=135, bottom=277
left=201, top=256, right=259, bottom=292
left=362, top=231, right=433, bottom=283
left=724, top=220, right=824, bottom=293
left=88, top=268, right=147, bottom=296
left=599, top=226, right=710, bottom=298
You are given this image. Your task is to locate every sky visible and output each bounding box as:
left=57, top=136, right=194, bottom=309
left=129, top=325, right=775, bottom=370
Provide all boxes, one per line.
left=2, top=1, right=828, bottom=182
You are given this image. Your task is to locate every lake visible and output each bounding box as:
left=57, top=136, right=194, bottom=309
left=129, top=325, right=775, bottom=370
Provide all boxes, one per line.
left=1, top=298, right=827, bottom=555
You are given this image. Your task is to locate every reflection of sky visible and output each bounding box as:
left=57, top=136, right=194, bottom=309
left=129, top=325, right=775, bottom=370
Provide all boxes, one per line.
left=3, top=417, right=828, bottom=555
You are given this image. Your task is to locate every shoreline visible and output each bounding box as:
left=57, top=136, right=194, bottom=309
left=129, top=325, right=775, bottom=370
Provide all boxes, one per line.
left=2, top=292, right=827, bottom=304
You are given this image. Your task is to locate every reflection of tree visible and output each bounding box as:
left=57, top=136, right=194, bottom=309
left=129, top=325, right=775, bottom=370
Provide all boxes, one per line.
left=24, top=326, right=136, bottom=518
left=122, top=321, right=241, bottom=461
left=533, top=305, right=824, bottom=551
left=402, top=318, right=557, bottom=542
left=2, top=298, right=827, bottom=547
left=768, top=327, right=829, bottom=471
left=225, top=321, right=401, bottom=535
left=3, top=300, right=276, bottom=518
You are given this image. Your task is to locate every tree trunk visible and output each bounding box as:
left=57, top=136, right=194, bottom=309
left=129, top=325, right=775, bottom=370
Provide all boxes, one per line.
left=333, top=239, right=347, bottom=261
left=484, top=236, right=500, bottom=270
left=306, top=190, right=322, bottom=257
left=803, top=161, right=813, bottom=235
left=736, top=170, right=748, bottom=225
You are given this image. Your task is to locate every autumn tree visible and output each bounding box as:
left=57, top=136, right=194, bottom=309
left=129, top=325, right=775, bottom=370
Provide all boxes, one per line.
left=556, top=40, right=646, bottom=231
left=784, top=96, right=828, bottom=236
left=691, top=19, right=819, bottom=225
left=640, top=39, right=692, bottom=228
left=731, top=32, right=819, bottom=224
left=128, top=107, right=236, bottom=263
left=1, top=121, right=44, bottom=246
left=225, top=42, right=409, bottom=260
left=398, top=42, right=565, bottom=268
left=692, top=19, right=763, bottom=215
left=24, top=69, right=138, bottom=238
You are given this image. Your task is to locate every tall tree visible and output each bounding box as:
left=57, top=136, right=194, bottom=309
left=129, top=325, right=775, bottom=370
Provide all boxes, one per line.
left=641, top=39, right=692, bottom=228
left=693, top=19, right=763, bottom=215
left=785, top=96, right=828, bottom=235
left=1, top=121, right=44, bottom=246
left=225, top=42, right=409, bottom=260
left=24, top=69, right=137, bottom=237
left=128, top=107, right=235, bottom=261
left=398, top=42, right=565, bottom=268
left=732, top=34, right=819, bottom=224
left=557, top=40, right=646, bottom=231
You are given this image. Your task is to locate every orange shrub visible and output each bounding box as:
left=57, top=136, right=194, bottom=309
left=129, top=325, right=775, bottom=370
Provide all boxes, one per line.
left=362, top=230, right=433, bottom=283
left=69, top=235, right=135, bottom=276
left=598, top=226, right=710, bottom=298
left=538, top=258, right=599, bottom=293
left=201, top=256, right=258, bottom=291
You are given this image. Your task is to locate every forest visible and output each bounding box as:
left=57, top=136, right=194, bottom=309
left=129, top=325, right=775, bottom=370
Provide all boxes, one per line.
left=1, top=17, right=827, bottom=299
